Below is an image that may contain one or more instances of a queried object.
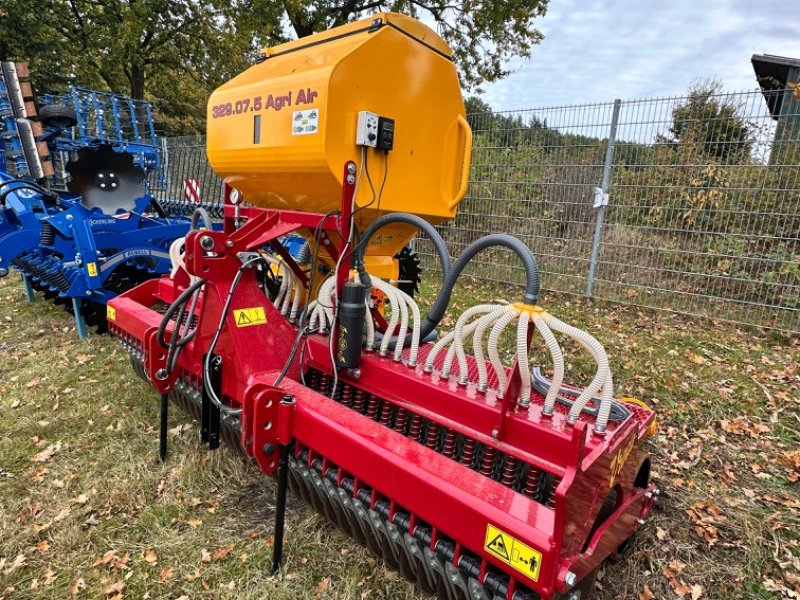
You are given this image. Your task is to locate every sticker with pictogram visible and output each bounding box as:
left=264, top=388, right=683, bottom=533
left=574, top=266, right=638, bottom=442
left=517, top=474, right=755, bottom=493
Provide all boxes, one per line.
left=233, top=307, right=267, bottom=328
left=86, top=262, right=98, bottom=277
left=484, top=524, right=542, bottom=582
left=107, top=306, right=116, bottom=321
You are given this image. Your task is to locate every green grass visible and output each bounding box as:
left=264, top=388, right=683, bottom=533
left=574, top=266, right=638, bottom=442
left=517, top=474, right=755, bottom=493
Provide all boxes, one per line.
left=1, top=272, right=799, bottom=599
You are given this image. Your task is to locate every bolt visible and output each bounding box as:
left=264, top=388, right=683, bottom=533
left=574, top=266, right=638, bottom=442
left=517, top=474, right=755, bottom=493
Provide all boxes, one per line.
left=347, top=368, right=361, bottom=379
left=565, top=571, right=577, bottom=588
left=346, top=174, right=356, bottom=185
left=347, top=163, right=357, bottom=174
left=66, top=214, right=73, bottom=220
left=491, top=428, right=499, bottom=438
left=263, top=443, right=276, bottom=455
left=155, top=368, right=168, bottom=381
left=199, top=235, right=214, bottom=250
left=322, top=238, right=330, bottom=245
left=226, top=240, right=234, bottom=248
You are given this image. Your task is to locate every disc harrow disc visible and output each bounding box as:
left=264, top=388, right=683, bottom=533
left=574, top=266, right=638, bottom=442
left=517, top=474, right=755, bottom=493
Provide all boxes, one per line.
left=66, top=144, right=146, bottom=214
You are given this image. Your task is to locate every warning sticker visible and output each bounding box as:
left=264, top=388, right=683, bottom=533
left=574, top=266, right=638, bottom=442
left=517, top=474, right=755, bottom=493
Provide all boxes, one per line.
left=86, top=262, right=98, bottom=277
left=107, top=306, right=116, bottom=321
left=484, top=524, right=542, bottom=582
left=291, top=109, right=319, bottom=135
left=233, top=307, right=267, bottom=328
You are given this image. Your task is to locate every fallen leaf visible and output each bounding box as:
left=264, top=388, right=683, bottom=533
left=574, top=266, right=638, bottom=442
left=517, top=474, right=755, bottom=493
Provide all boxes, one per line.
left=200, top=549, right=211, bottom=563
left=68, top=578, right=86, bottom=595
left=30, top=442, right=61, bottom=463
left=143, top=549, right=157, bottom=564
left=159, top=566, right=174, bottom=582
left=640, top=585, right=655, bottom=600
left=212, top=544, right=234, bottom=561
left=103, top=581, right=125, bottom=595
left=25, top=376, right=43, bottom=388
left=315, top=576, right=331, bottom=598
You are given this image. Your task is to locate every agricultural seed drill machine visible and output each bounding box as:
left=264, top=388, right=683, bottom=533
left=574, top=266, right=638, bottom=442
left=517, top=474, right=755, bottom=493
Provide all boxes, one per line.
left=108, top=14, right=657, bottom=600
left=0, top=62, right=215, bottom=335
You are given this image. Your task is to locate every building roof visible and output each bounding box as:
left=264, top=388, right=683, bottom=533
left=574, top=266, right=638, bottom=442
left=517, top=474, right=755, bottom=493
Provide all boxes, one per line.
left=752, top=54, right=800, bottom=119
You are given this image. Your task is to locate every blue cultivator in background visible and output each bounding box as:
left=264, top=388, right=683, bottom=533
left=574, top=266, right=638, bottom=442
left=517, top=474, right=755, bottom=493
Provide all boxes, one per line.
left=0, top=61, right=208, bottom=337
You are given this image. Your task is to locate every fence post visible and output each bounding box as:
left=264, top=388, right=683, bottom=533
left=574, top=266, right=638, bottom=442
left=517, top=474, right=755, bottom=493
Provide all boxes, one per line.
left=586, top=98, right=621, bottom=298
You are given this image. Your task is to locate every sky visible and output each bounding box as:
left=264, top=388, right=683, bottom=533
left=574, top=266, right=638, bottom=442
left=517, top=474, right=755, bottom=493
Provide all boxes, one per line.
left=480, top=0, right=800, bottom=111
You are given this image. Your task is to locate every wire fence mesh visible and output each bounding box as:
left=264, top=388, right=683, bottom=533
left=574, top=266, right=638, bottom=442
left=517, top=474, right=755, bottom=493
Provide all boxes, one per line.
left=154, top=136, right=225, bottom=217
left=158, top=87, right=800, bottom=332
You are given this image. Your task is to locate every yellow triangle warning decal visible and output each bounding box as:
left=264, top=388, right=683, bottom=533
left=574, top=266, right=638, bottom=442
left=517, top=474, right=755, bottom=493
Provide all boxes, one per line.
left=233, top=307, right=267, bottom=328
left=486, top=533, right=510, bottom=560
left=484, top=524, right=542, bottom=582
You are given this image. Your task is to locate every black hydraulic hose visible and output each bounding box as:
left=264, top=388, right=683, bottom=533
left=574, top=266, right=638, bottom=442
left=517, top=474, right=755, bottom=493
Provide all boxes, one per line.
left=354, top=213, right=452, bottom=282
left=432, top=233, right=540, bottom=313
left=191, top=207, right=214, bottom=230
left=156, top=278, right=206, bottom=376
left=353, top=213, right=452, bottom=350
left=391, top=234, right=540, bottom=350
left=0, top=181, right=57, bottom=206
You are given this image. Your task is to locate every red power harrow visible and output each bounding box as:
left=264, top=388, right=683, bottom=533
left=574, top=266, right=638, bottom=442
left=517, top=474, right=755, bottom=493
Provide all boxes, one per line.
left=108, top=174, right=658, bottom=600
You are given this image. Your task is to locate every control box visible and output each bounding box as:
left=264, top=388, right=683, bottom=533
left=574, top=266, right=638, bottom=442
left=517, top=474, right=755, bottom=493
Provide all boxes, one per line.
left=377, top=117, right=395, bottom=151
left=356, top=111, right=379, bottom=147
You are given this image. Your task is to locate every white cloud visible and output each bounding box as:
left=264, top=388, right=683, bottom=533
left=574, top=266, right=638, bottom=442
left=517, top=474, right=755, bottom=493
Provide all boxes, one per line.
left=480, top=0, right=800, bottom=110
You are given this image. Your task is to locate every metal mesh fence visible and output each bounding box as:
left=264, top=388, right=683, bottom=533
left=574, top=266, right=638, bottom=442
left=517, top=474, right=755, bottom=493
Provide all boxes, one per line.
left=430, top=88, right=799, bottom=332
left=159, top=88, right=800, bottom=332
left=154, top=135, right=225, bottom=217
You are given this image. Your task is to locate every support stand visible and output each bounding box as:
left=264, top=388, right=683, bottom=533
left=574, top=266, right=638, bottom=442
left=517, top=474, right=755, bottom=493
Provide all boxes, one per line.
left=21, top=274, right=35, bottom=302
left=71, top=297, right=87, bottom=338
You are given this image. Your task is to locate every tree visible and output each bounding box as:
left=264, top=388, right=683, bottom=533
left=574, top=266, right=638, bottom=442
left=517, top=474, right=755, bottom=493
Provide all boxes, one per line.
left=0, top=0, right=549, bottom=134
left=666, top=79, right=754, bottom=162
left=280, top=1, right=548, bottom=89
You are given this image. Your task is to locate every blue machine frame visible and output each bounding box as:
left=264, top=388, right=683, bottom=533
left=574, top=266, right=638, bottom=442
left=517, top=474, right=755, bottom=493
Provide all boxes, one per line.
left=0, top=69, right=209, bottom=338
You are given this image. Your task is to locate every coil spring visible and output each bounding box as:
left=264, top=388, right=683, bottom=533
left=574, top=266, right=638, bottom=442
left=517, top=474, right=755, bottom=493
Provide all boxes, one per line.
left=340, top=385, right=353, bottom=408
left=380, top=402, right=393, bottom=427
left=320, top=374, right=333, bottom=398
left=481, top=447, right=496, bottom=477
left=461, top=439, right=476, bottom=467
left=394, top=408, right=407, bottom=434
left=306, top=369, right=321, bottom=390
left=546, top=477, right=561, bottom=509
left=425, top=423, right=440, bottom=450
left=352, top=389, right=366, bottom=413
left=39, top=222, right=56, bottom=246
left=366, top=395, right=379, bottom=420
left=52, top=271, right=70, bottom=292
left=442, top=431, right=457, bottom=458
left=408, top=415, right=423, bottom=441
left=524, top=469, right=541, bottom=499
left=501, top=457, right=517, bottom=487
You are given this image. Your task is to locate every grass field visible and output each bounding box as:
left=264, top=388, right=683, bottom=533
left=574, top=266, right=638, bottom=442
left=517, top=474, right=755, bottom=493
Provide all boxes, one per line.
left=1, top=271, right=798, bottom=600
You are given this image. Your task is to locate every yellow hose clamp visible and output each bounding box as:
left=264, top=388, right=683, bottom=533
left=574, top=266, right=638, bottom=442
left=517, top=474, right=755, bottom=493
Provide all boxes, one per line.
left=513, top=303, right=544, bottom=320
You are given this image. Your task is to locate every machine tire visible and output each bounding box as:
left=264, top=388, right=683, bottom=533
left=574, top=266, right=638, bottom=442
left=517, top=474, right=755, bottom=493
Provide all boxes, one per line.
left=39, top=104, right=78, bottom=129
